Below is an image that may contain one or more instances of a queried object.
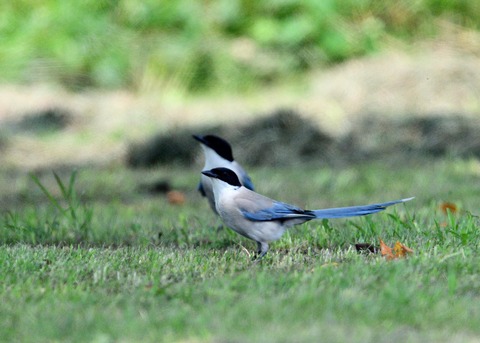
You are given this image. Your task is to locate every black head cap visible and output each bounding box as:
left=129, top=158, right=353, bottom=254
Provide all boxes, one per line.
left=201, top=168, right=242, bottom=187
left=192, top=134, right=234, bottom=162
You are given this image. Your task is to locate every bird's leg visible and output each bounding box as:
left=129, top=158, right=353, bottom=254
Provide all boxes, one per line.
left=254, top=241, right=269, bottom=261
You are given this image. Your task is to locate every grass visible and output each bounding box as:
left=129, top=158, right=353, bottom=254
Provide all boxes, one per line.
left=1, top=158, right=480, bottom=342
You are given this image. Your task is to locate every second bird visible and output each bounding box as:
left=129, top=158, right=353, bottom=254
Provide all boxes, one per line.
left=193, top=134, right=254, bottom=214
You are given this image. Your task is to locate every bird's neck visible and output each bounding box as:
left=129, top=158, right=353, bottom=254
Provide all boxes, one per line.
left=202, top=147, right=233, bottom=168
left=211, top=180, right=240, bottom=201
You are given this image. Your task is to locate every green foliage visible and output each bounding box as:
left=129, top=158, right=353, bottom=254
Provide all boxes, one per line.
left=3, top=171, right=95, bottom=244
left=1, top=159, right=480, bottom=341
left=1, top=0, right=480, bottom=92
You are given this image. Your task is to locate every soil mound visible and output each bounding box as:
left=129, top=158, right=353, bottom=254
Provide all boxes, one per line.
left=127, top=110, right=480, bottom=167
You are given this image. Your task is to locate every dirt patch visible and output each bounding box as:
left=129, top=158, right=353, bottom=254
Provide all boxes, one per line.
left=341, top=114, right=480, bottom=162
left=127, top=109, right=334, bottom=167
left=127, top=110, right=480, bottom=167
left=4, top=108, right=71, bottom=135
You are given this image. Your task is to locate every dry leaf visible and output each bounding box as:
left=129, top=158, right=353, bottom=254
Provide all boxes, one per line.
left=380, top=238, right=413, bottom=260
left=380, top=239, right=394, bottom=260
left=393, top=241, right=414, bottom=258
left=439, top=202, right=457, bottom=215
left=167, top=190, right=186, bottom=205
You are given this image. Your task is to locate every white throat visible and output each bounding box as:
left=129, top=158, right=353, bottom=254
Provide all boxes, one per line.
left=202, top=145, right=233, bottom=170
left=210, top=178, right=240, bottom=202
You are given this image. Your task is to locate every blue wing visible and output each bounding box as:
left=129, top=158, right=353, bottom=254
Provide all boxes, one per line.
left=242, top=197, right=414, bottom=221
left=242, top=174, right=255, bottom=191
left=241, top=201, right=315, bottom=222
left=197, top=181, right=206, bottom=197
left=312, top=197, right=414, bottom=219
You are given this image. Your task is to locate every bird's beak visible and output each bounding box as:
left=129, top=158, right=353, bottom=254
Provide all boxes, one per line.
left=192, top=134, right=207, bottom=145
left=201, top=170, right=218, bottom=179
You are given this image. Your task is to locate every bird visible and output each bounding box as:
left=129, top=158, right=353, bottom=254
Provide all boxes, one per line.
left=193, top=134, right=254, bottom=214
left=201, top=167, right=414, bottom=259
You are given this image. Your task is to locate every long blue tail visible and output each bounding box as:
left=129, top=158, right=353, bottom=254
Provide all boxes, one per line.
left=311, top=197, right=414, bottom=219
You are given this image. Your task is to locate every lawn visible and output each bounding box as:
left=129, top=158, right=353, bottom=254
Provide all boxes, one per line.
left=1, top=158, right=480, bottom=342
left=3, top=1, right=480, bottom=341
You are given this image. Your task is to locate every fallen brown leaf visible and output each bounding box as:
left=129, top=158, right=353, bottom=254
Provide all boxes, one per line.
left=167, top=190, right=186, bottom=205
left=439, top=202, right=457, bottom=215
left=393, top=241, right=414, bottom=258
left=380, top=239, right=394, bottom=260
left=380, top=238, right=413, bottom=260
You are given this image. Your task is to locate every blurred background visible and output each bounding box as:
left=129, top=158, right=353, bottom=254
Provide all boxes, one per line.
left=1, top=0, right=480, bottom=170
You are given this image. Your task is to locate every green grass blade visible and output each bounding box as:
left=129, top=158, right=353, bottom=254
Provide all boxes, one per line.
left=67, top=169, right=78, bottom=199
left=53, top=172, right=68, bottom=200
left=54, top=171, right=78, bottom=220
left=30, top=173, right=66, bottom=216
